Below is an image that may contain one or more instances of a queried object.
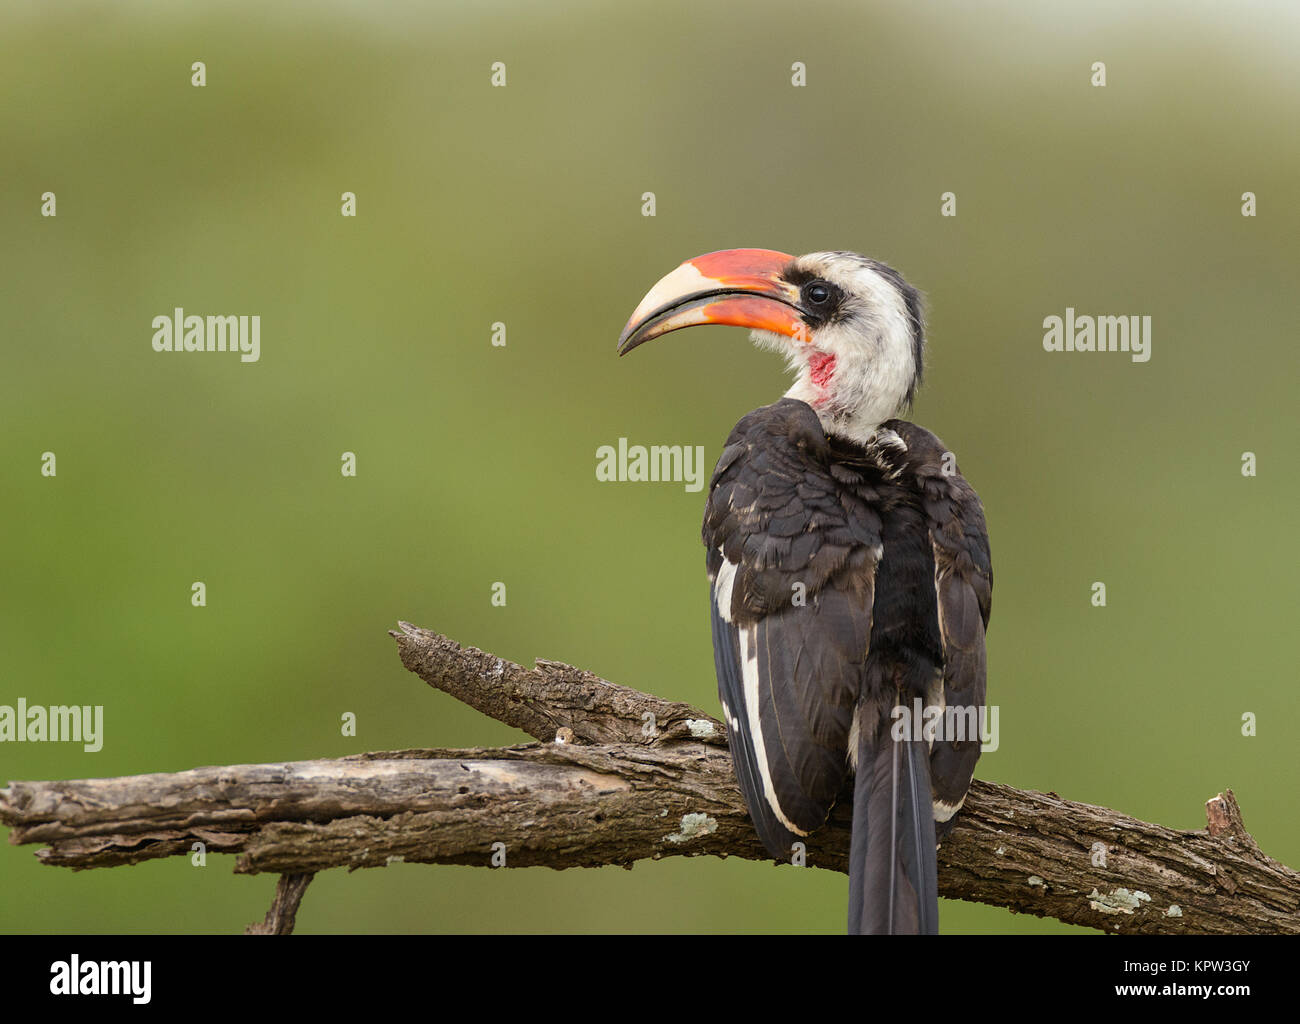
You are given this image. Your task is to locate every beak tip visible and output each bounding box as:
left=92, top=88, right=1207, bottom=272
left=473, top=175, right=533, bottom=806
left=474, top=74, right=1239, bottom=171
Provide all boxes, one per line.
left=616, top=319, right=645, bottom=355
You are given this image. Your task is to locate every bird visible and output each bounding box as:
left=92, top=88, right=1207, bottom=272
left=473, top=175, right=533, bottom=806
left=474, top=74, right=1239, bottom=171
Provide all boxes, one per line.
left=617, top=248, right=992, bottom=934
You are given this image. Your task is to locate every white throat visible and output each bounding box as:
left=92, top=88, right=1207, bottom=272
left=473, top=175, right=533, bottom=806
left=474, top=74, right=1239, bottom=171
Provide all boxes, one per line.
left=778, top=333, right=915, bottom=446
left=784, top=349, right=908, bottom=445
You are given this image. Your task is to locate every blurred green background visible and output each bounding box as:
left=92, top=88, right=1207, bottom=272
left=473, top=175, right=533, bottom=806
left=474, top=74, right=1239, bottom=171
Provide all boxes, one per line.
left=2, top=0, right=1296, bottom=934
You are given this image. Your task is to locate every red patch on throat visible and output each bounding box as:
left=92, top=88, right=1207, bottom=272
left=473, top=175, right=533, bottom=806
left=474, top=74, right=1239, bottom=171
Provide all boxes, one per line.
left=809, top=352, right=836, bottom=391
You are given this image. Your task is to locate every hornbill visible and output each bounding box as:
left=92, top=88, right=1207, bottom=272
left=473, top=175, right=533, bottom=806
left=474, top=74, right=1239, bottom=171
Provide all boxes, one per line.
left=617, top=249, right=991, bottom=934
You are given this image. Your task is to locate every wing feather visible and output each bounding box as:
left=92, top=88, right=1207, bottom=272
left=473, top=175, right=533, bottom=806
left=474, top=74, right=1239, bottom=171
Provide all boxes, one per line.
left=887, top=420, right=993, bottom=837
left=705, top=400, right=880, bottom=857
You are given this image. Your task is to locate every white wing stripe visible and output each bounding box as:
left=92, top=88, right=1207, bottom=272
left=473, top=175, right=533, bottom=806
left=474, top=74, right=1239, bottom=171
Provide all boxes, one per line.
left=741, top=624, right=810, bottom=837
left=714, top=549, right=738, bottom=623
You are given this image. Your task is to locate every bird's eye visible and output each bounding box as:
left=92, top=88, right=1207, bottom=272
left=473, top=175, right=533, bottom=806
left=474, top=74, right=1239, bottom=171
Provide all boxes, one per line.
left=806, top=282, right=831, bottom=304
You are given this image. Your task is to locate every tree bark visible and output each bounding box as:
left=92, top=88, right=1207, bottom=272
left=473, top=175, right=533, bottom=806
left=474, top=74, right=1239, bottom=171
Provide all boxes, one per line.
left=245, top=873, right=315, bottom=935
left=1, top=622, right=1295, bottom=935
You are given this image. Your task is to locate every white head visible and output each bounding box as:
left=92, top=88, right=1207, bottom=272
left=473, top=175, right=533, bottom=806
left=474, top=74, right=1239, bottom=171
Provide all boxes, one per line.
left=618, top=248, right=924, bottom=445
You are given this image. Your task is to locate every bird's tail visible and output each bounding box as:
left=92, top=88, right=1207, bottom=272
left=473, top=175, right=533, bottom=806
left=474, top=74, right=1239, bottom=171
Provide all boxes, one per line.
left=848, top=700, right=939, bottom=935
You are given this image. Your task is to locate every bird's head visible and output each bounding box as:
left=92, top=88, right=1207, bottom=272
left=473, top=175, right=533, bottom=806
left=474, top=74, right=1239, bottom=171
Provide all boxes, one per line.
left=618, top=248, right=924, bottom=444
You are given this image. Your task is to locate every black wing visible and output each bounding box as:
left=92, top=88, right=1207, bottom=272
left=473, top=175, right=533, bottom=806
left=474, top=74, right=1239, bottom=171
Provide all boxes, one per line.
left=704, top=399, right=882, bottom=858
left=888, top=420, right=993, bottom=838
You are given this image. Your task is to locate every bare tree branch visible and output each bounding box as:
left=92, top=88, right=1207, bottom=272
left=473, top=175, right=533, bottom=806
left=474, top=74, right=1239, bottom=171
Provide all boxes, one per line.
left=245, top=873, right=315, bottom=935
left=1, top=623, right=1296, bottom=934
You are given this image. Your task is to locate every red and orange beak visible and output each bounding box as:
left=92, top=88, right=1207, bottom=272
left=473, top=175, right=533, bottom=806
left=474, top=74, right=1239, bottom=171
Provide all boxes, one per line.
left=617, top=248, right=807, bottom=355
